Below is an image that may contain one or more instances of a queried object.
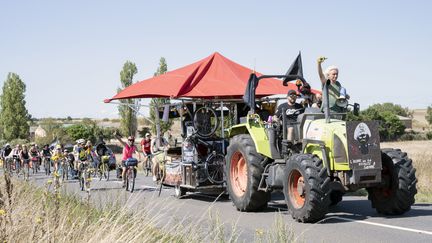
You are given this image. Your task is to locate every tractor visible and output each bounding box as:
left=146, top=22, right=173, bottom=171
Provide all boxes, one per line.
left=225, top=58, right=417, bottom=223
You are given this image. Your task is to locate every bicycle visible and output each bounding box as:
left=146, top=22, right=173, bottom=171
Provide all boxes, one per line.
left=185, top=135, right=226, bottom=184
left=4, top=157, right=13, bottom=174
left=43, top=156, right=51, bottom=175
left=143, top=154, right=153, bottom=177
left=78, top=161, right=92, bottom=191
left=31, top=156, right=40, bottom=174
left=193, top=104, right=219, bottom=138
left=98, top=155, right=110, bottom=181
left=61, top=158, right=69, bottom=181
left=22, top=158, right=30, bottom=181
left=124, top=158, right=138, bottom=193
left=12, top=155, right=21, bottom=176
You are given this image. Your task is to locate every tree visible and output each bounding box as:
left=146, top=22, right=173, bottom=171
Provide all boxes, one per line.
left=0, top=73, right=30, bottom=140
left=149, top=57, right=173, bottom=135
left=361, top=104, right=405, bottom=141
left=66, top=119, right=114, bottom=143
left=426, top=105, right=432, bottom=126
left=367, top=103, right=411, bottom=117
left=117, top=61, right=138, bottom=137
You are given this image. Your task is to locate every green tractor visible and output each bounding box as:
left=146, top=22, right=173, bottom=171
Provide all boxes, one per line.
left=225, top=60, right=417, bottom=223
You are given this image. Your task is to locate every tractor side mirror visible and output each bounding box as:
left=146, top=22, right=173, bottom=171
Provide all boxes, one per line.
left=353, top=103, right=360, bottom=116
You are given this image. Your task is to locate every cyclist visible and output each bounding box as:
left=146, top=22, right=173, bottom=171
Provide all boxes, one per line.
left=114, top=132, right=141, bottom=187
left=11, top=144, right=22, bottom=170
left=51, top=144, right=65, bottom=173
left=29, top=143, right=40, bottom=171
left=1, top=144, right=12, bottom=169
left=95, top=140, right=110, bottom=173
left=85, top=140, right=97, bottom=168
left=41, top=144, right=52, bottom=173
left=20, top=145, right=31, bottom=177
left=150, top=135, right=170, bottom=182
left=140, top=133, right=152, bottom=171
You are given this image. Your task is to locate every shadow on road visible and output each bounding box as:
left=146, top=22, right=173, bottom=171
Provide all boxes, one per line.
left=320, top=197, right=432, bottom=224
left=176, top=192, right=231, bottom=202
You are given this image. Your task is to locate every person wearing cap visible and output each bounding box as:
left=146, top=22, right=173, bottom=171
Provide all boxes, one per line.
left=298, top=82, right=319, bottom=108
left=317, top=56, right=349, bottom=112
left=1, top=144, right=12, bottom=171
left=51, top=144, right=65, bottom=173
left=273, top=89, right=304, bottom=144
left=114, top=132, right=141, bottom=186
left=150, top=135, right=170, bottom=182
left=140, top=132, right=152, bottom=170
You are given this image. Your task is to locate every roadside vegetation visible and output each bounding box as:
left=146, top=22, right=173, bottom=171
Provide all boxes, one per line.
left=0, top=173, right=296, bottom=243
left=382, top=140, right=432, bottom=202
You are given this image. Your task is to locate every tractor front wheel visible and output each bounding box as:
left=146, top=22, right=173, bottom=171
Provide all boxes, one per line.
left=226, top=134, right=270, bottom=211
left=367, top=149, right=417, bottom=215
left=283, top=154, right=330, bottom=223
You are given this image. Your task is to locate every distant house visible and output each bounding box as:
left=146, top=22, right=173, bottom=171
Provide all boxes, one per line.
left=397, top=115, right=412, bottom=129
left=34, top=125, right=47, bottom=138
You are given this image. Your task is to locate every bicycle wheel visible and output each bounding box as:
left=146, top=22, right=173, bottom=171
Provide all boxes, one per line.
left=64, top=163, right=69, bottom=181
left=128, top=168, right=135, bottom=192
left=84, top=170, right=90, bottom=191
left=15, top=159, right=21, bottom=176
left=44, top=159, right=49, bottom=175
left=24, top=163, right=29, bottom=180
left=193, top=106, right=219, bottom=137
left=79, top=172, right=84, bottom=191
left=205, top=153, right=226, bottom=184
left=106, top=163, right=110, bottom=181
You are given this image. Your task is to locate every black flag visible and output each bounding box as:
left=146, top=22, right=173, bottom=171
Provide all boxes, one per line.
left=283, top=52, right=306, bottom=86
left=243, top=73, right=259, bottom=110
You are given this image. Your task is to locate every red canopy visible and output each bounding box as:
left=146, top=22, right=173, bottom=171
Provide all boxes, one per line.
left=106, top=52, right=314, bottom=102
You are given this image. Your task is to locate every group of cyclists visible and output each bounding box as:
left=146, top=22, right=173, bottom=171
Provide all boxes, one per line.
left=0, top=139, right=113, bottom=185
left=0, top=143, right=61, bottom=179
left=0, top=131, right=170, bottom=192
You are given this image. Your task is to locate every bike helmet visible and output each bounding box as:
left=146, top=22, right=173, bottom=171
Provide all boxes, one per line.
left=76, top=138, right=85, bottom=145
left=56, top=144, right=62, bottom=149
left=5, top=143, right=10, bottom=148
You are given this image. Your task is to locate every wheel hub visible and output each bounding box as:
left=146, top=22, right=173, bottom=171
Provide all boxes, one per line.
left=230, top=151, right=247, bottom=197
left=289, top=169, right=306, bottom=208
left=296, top=177, right=305, bottom=196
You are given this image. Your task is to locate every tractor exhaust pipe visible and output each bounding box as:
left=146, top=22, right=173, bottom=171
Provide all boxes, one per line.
left=323, top=79, right=331, bottom=123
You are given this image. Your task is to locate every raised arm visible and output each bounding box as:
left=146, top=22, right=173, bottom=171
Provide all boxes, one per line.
left=317, top=56, right=327, bottom=85
left=114, top=132, right=127, bottom=147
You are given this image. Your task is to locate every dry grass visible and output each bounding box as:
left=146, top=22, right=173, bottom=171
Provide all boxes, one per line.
left=382, top=140, right=432, bottom=202
left=0, top=172, right=296, bottom=243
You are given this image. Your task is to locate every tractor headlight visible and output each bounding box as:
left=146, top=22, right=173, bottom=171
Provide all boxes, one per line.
left=333, top=134, right=347, bottom=163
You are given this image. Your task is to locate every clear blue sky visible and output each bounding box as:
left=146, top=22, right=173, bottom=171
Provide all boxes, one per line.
left=1, top=1, right=431, bottom=118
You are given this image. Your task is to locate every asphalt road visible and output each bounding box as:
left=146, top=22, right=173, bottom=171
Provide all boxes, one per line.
left=20, top=170, right=432, bottom=243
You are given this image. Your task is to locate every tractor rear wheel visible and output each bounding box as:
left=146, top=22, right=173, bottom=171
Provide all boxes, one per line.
left=226, top=134, right=270, bottom=211
left=329, top=190, right=344, bottom=206
left=283, top=154, right=330, bottom=223
left=367, top=149, right=417, bottom=215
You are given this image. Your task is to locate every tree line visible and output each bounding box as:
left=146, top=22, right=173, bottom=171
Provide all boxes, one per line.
left=1, top=60, right=432, bottom=145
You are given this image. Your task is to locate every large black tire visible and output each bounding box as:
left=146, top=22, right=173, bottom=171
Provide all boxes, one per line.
left=367, top=149, right=417, bottom=215
left=225, top=134, right=270, bottom=211
left=283, top=154, right=331, bottom=223
left=329, top=190, right=344, bottom=206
